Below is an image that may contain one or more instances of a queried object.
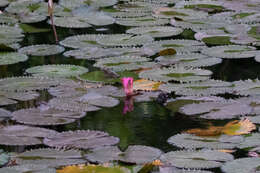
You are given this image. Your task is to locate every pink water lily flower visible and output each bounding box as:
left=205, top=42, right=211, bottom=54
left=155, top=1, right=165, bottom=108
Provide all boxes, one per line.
left=121, top=77, right=134, bottom=97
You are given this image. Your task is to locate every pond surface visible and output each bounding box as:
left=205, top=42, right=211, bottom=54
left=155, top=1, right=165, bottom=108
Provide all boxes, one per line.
left=1, top=0, right=260, bottom=173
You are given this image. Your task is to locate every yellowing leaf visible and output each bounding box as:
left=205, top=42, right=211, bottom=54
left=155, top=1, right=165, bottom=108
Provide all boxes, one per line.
left=218, top=149, right=236, bottom=153
left=152, top=159, right=163, bottom=166
left=158, top=48, right=176, bottom=56
left=185, top=119, right=256, bottom=137
left=133, top=79, right=162, bottom=91
left=185, top=126, right=223, bottom=136
left=222, top=118, right=256, bottom=136
left=57, top=164, right=128, bottom=173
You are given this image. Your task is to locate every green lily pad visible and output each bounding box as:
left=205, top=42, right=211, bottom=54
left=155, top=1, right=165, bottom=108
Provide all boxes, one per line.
left=78, top=70, right=138, bottom=84
left=160, top=150, right=233, bottom=169
left=13, top=148, right=85, bottom=168
left=43, top=130, right=120, bottom=150
left=0, top=52, right=28, bottom=65
left=85, top=145, right=162, bottom=164
left=26, top=64, right=89, bottom=78
left=19, top=24, right=50, bottom=33
left=0, top=149, right=9, bottom=167
left=19, top=44, right=65, bottom=56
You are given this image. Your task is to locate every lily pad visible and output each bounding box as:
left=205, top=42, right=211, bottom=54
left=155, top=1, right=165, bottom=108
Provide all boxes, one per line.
left=221, top=157, right=260, bottom=173
left=0, top=52, right=28, bottom=65
left=85, top=145, right=162, bottom=164
left=0, top=77, right=61, bottom=92
left=26, top=64, right=89, bottom=78
left=0, top=125, right=57, bottom=138
left=19, top=44, right=65, bottom=56
left=126, top=26, right=183, bottom=38
left=167, top=133, right=243, bottom=149
left=13, top=148, right=85, bottom=168
left=139, top=67, right=212, bottom=83
left=97, top=34, right=154, bottom=47
left=201, top=45, right=256, bottom=59
left=0, top=149, right=9, bottom=167
left=0, top=135, right=42, bottom=146
left=0, top=164, right=56, bottom=173
left=60, top=34, right=105, bottom=49
left=179, top=101, right=252, bottom=119
left=160, top=150, right=233, bottom=169
left=78, top=70, right=138, bottom=84
left=116, top=16, right=169, bottom=27
left=12, top=108, right=84, bottom=126
left=43, top=130, right=119, bottom=149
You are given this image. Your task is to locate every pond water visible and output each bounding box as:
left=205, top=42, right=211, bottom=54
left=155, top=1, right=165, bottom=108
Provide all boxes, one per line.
left=1, top=0, right=260, bottom=173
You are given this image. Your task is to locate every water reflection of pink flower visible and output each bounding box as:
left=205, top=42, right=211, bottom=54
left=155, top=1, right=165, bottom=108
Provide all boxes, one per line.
left=121, top=77, right=134, bottom=114
left=121, top=77, right=134, bottom=97
left=123, top=96, right=134, bottom=114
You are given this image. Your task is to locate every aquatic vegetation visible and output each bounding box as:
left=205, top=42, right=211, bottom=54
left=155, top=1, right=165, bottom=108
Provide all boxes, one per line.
left=57, top=164, right=130, bottom=173
left=186, top=119, right=256, bottom=136
left=13, top=148, right=85, bottom=167
left=221, top=157, right=260, bottom=173
left=167, top=133, right=243, bottom=149
left=85, top=145, right=162, bottom=164
left=201, top=45, right=256, bottom=59
left=0, top=164, right=56, bottom=173
left=179, top=101, right=252, bottom=119
left=12, top=108, right=84, bottom=126
left=19, top=44, right=65, bottom=56
left=94, top=56, right=157, bottom=72
left=139, top=66, right=212, bottom=83
left=2, top=0, right=260, bottom=171
left=116, top=16, right=169, bottom=27
left=126, top=26, right=183, bottom=38
left=43, top=130, right=119, bottom=149
left=60, top=34, right=105, bottom=49
left=0, top=125, right=57, bottom=138
left=25, top=64, right=89, bottom=78
left=0, top=150, right=9, bottom=167
left=160, top=150, right=233, bottom=169
left=0, top=52, right=28, bottom=65
left=97, top=34, right=154, bottom=47
left=0, top=108, right=11, bottom=121
left=0, top=77, right=61, bottom=92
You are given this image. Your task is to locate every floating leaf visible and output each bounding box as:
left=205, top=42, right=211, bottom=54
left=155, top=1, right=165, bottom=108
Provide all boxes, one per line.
left=201, top=45, right=256, bottom=59
left=97, top=34, right=154, bottom=47
left=13, top=148, right=85, bottom=168
left=0, top=125, right=57, bottom=138
left=0, top=52, right=28, bottom=65
left=0, top=77, right=61, bottom=92
left=85, top=145, right=162, bottom=164
left=57, top=164, right=130, bottom=173
left=167, top=133, right=243, bottom=149
left=12, top=108, right=84, bottom=126
left=0, top=164, right=56, bottom=173
left=60, top=34, right=105, bottom=49
left=26, top=64, right=89, bottom=78
left=139, top=67, right=212, bottom=83
left=19, top=44, right=65, bottom=56
left=221, top=157, right=260, bottom=173
left=43, top=130, right=119, bottom=149
left=222, top=118, right=256, bottom=135
left=0, top=149, right=9, bottom=167
left=133, top=79, right=162, bottom=91
left=126, top=26, right=183, bottom=38
left=180, top=101, right=252, bottom=119
left=160, top=150, right=233, bottom=169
